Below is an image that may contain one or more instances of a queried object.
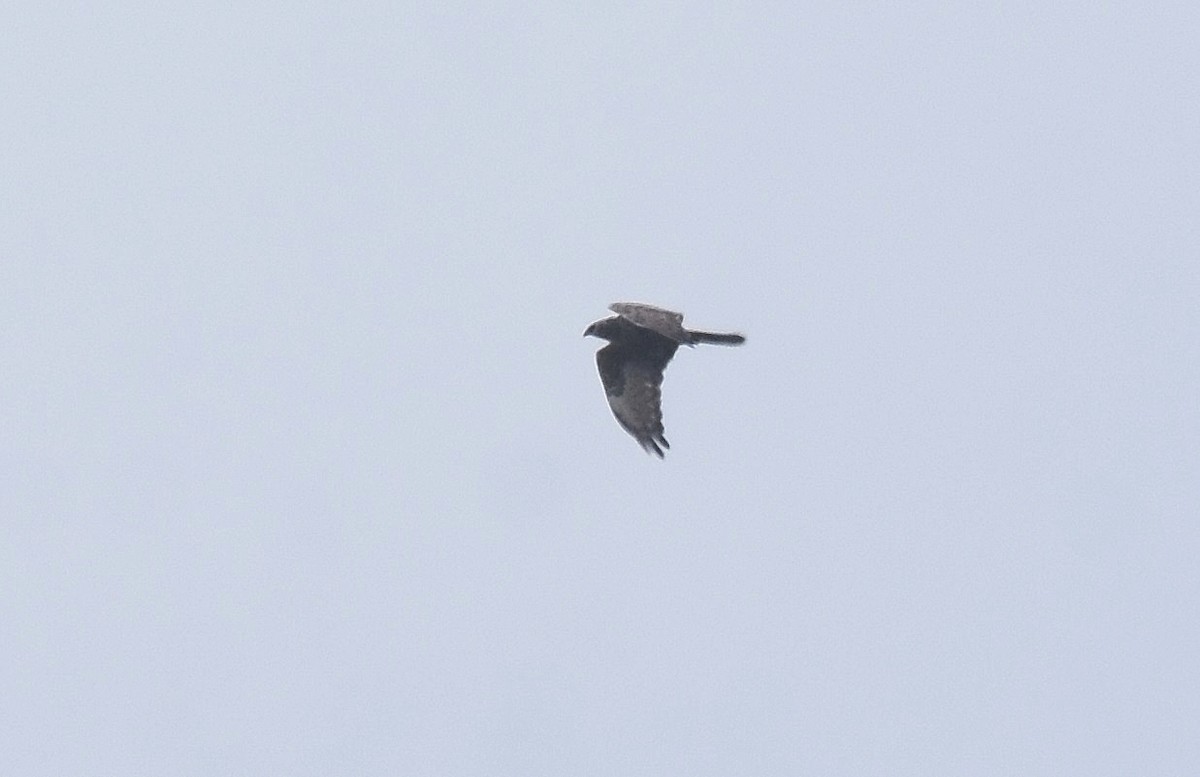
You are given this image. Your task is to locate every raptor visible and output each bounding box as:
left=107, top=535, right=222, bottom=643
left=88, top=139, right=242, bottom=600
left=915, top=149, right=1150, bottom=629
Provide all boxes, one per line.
left=584, top=302, right=745, bottom=457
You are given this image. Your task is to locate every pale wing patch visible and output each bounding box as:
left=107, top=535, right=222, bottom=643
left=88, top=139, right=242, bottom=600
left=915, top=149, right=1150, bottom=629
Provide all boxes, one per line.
left=609, top=302, right=688, bottom=343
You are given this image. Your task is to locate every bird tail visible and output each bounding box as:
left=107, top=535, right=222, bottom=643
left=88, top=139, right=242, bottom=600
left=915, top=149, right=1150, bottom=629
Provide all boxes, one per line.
left=687, top=330, right=746, bottom=346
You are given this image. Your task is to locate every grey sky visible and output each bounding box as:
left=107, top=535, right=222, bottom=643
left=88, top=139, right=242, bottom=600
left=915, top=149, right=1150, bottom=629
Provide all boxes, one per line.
left=4, top=3, right=1198, bottom=775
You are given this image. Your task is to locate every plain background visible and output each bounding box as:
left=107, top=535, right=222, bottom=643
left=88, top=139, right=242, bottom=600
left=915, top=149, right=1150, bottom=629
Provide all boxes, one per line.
left=4, top=3, right=1198, bottom=775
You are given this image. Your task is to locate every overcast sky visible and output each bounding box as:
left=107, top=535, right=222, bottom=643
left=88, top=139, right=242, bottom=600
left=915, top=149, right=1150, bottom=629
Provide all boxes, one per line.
left=4, top=3, right=1198, bottom=775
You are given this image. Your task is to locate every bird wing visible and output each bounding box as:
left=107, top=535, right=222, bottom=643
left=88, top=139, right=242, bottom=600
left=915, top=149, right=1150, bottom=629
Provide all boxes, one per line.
left=608, top=302, right=689, bottom=343
left=595, top=344, right=670, bottom=457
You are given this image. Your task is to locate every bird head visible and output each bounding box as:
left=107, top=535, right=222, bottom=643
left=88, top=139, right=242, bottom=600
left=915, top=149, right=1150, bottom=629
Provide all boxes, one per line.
left=583, top=317, right=619, bottom=341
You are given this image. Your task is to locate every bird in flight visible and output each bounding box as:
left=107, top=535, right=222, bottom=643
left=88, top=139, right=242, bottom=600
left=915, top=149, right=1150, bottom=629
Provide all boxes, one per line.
left=584, top=302, right=745, bottom=457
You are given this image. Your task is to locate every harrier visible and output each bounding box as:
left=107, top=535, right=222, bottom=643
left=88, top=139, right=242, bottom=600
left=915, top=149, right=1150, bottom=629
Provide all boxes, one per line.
left=584, top=302, right=745, bottom=457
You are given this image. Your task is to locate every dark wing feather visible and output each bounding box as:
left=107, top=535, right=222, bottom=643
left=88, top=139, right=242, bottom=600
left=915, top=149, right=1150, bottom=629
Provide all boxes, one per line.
left=595, top=344, right=670, bottom=457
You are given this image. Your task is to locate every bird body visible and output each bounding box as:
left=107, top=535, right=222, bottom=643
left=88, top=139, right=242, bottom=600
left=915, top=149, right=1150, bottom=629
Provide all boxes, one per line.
left=584, top=303, right=745, bottom=457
